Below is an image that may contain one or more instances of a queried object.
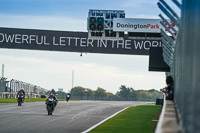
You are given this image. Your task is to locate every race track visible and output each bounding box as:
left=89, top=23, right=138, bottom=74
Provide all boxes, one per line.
left=0, top=100, right=148, bottom=133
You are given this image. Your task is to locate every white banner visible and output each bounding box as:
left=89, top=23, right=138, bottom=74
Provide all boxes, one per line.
left=113, top=18, right=176, bottom=33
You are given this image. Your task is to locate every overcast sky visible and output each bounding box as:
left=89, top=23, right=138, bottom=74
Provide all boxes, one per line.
left=0, top=0, right=180, bottom=93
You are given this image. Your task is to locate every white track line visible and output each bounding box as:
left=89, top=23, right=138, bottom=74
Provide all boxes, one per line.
left=81, top=107, right=129, bottom=133
left=155, top=94, right=166, bottom=133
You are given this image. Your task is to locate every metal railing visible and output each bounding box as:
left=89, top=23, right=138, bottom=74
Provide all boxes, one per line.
left=0, top=77, right=48, bottom=98
left=158, top=0, right=200, bottom=132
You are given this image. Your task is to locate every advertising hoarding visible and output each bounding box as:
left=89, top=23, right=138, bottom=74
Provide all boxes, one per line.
left=0, top=27, right=162, bottom=55
left=113, top=18, right=176, bottom=33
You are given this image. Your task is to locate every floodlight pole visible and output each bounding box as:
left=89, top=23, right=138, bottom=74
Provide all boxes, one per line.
left=2, top=64, right=4, bottom=77
left=72, top=70, right=74, bottom=89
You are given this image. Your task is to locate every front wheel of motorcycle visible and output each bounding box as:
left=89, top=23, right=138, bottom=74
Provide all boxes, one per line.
left=18, top=100, right=21, bottom=106
left=47, top=105, right=52, bottom=115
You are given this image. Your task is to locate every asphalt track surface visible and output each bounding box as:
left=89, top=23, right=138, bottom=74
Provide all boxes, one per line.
left=0, top=100, right=148, bottom=133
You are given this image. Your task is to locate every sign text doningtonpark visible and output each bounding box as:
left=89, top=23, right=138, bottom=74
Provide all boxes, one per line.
left=0, top=27, right=161, bottom=55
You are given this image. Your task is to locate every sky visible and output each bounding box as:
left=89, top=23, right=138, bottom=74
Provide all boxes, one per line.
left=0, top=0, right=180, bottom=94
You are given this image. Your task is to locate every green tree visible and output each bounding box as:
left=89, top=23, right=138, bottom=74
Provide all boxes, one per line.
left=95, top=87, right=107, bottom=99
left=85, top=88, right=95, bottom=99
left=106, top=92, right=114, bottom=100
left=130, top=89, right=137, bottom=101
left=70, top=86, right=85, bottom=98
left=119, top=85, right=132, bottom=100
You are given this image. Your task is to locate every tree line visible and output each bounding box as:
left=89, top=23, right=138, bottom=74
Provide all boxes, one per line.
left=70, top=85, right=162, bottom=101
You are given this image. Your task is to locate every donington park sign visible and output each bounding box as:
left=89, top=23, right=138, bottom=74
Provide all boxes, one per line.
left=0, top=27, right=161, bottom=55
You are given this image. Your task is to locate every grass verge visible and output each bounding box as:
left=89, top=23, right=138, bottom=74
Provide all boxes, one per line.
left=89, top=105, right=162, bottom=133
left=0, top=98, right=69, bottom=103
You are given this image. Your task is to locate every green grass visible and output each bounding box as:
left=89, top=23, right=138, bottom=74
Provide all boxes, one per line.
left=0, top=98, right=68, bottom=103
left=89, top=105, right=161, bottom=133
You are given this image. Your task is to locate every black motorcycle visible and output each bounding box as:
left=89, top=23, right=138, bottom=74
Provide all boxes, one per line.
left=17, top=92, right=24, bottom=106
left=66, top=93, right=71, bottom=102
left=46, top=94, right=57, bottom=115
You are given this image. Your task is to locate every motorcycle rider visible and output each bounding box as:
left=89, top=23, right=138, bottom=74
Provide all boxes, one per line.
left=49, top=89, right=57, bottom=95
left=17, top=88, right=25, bottom=102
left=46, top=89, right=58, bottom=105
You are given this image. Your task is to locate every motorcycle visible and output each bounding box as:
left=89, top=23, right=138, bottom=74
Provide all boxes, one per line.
left=46, top=94, right=57, bottom=115
left=17, top=92, right=24, bottom=106
left=66, top=93, right=71, bottom=102
left=66, top=97, right=70, bottom=102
